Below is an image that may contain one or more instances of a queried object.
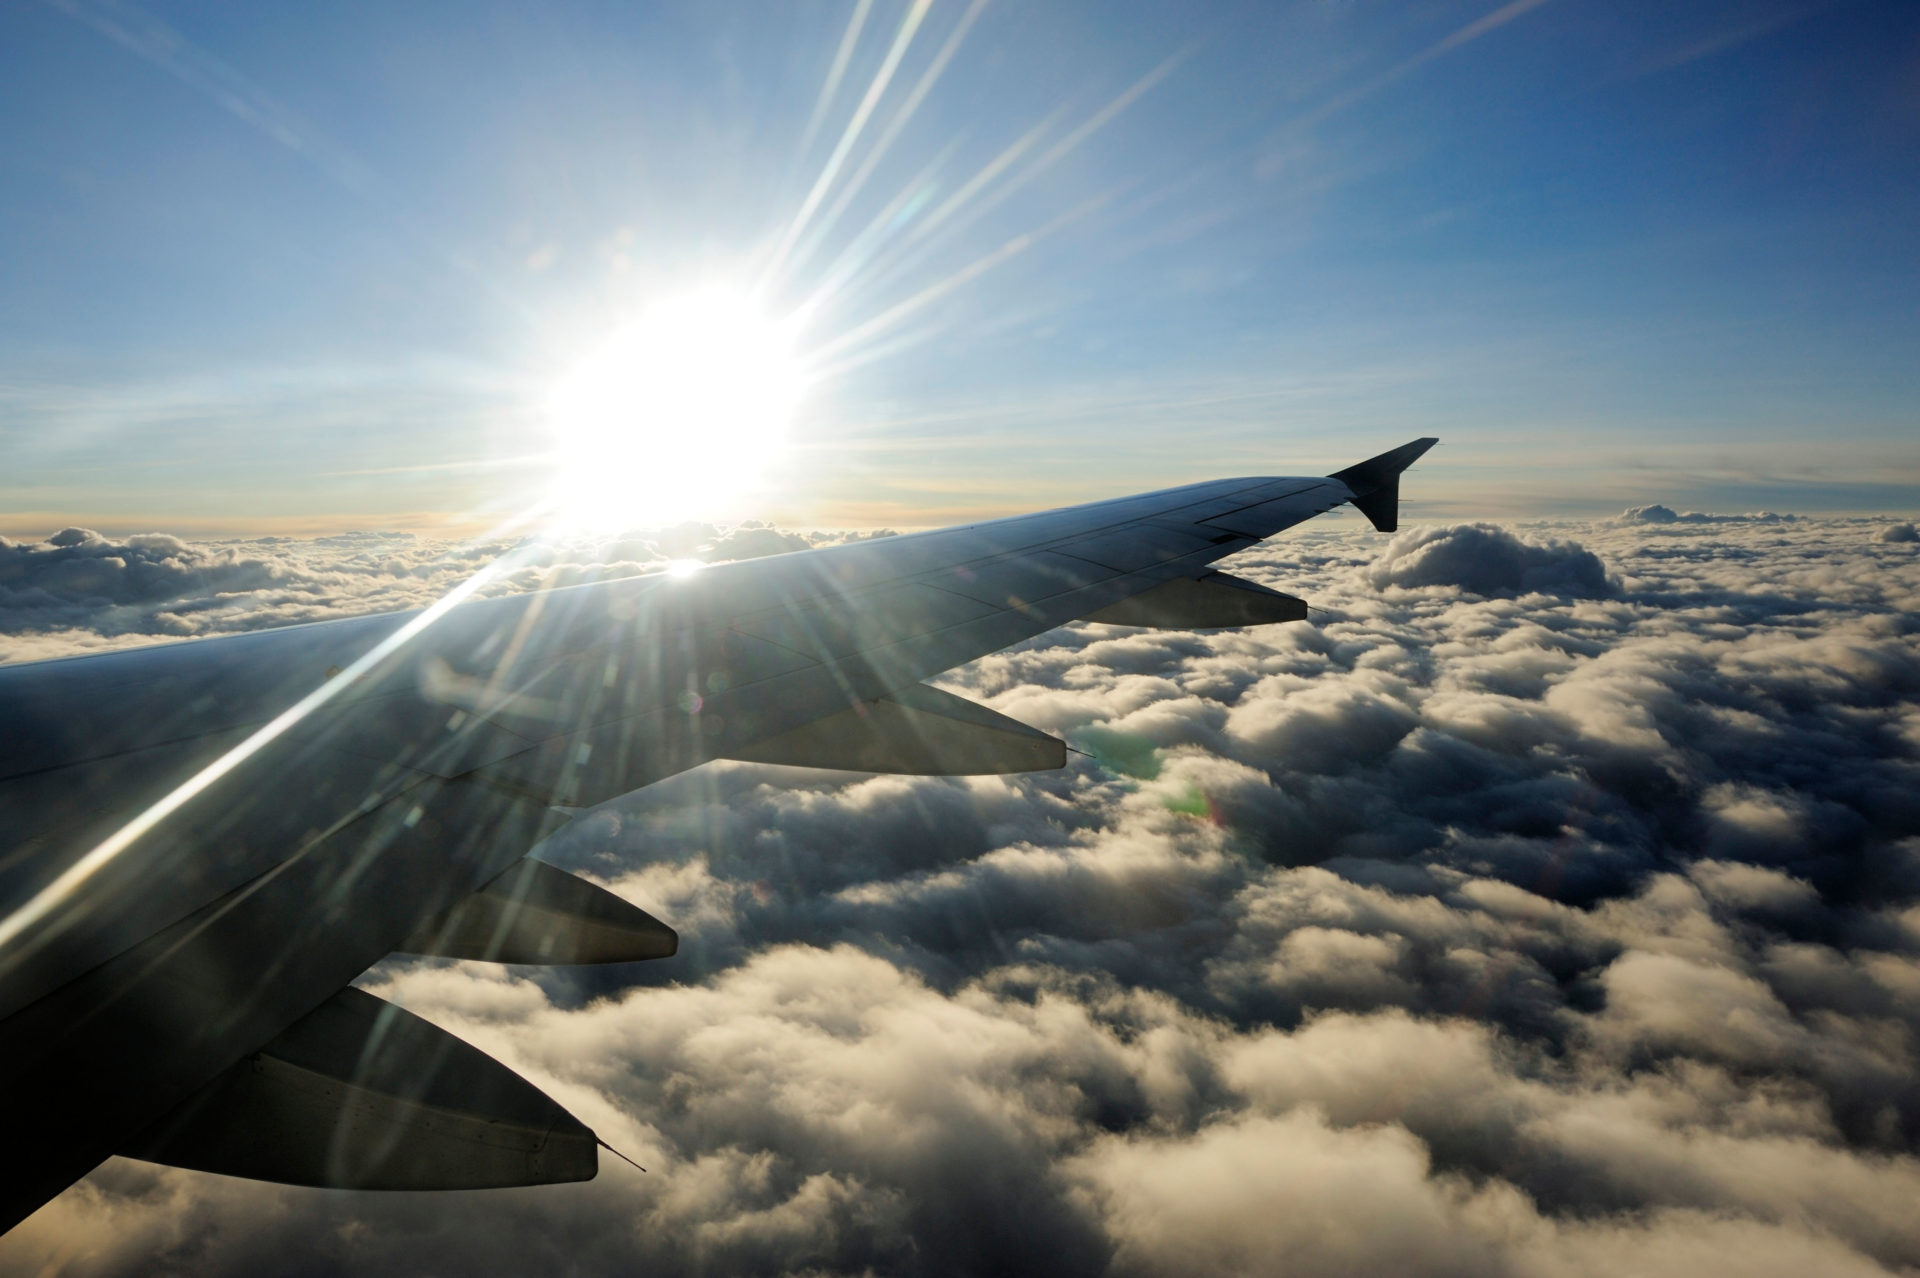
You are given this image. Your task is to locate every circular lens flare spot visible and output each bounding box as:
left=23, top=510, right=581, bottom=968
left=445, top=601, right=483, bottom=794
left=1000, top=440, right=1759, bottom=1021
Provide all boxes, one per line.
left=548, top=289, right=801, bottom=529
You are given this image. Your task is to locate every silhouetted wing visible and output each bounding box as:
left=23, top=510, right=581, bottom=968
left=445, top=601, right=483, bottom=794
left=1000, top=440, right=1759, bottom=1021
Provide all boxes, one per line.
left=0, top=439, right=1434, bottom=1229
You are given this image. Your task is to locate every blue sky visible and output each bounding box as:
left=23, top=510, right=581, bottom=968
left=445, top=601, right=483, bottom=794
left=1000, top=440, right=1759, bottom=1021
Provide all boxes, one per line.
left=2, top=0, right=1916, bottom=535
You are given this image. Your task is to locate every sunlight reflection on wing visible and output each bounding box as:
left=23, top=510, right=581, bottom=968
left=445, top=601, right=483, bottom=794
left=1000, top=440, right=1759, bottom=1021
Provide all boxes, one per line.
left=0, top=525, right=540, bottom=965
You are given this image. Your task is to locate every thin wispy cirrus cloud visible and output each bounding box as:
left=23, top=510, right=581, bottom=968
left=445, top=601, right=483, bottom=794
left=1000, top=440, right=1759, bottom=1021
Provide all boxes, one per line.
left=2, top=509, right=1918, bottom=1275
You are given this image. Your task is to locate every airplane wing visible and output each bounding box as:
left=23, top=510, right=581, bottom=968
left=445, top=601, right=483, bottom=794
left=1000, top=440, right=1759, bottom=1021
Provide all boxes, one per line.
left=0, top=438, right=1436, bottom=1229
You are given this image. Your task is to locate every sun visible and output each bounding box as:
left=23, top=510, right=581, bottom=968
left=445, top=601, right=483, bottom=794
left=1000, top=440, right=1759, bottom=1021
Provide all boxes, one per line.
left=546, top=288, right=803, bottom=529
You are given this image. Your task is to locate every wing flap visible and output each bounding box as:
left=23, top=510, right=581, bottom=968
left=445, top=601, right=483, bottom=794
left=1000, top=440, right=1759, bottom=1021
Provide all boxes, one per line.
left=1080, top=572, right=1309, bottom=630
left=397, top=856, right=677, bottom=964
left=120, top=987, right=596, bottom=1190
left=726, top=682, right=1064, bottom=775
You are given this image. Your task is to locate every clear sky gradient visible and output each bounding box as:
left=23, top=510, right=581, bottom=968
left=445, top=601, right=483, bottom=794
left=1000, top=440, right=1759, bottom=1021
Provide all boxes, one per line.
left=3, top=0, right=1916, bottom=536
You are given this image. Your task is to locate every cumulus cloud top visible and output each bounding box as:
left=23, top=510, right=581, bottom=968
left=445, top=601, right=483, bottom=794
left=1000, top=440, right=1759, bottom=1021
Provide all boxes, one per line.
left=1364, top=523, right=1614, bottom=597
left=1618, top=505, right=1799, bottom=525
left=4, top=515, right=1920, bottom=1276
left=1882, top=523, right=1918, bottom=544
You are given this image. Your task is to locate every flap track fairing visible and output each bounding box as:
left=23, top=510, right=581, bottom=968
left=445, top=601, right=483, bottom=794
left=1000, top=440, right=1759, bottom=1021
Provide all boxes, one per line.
left=397, top=857, right=678, bottom=965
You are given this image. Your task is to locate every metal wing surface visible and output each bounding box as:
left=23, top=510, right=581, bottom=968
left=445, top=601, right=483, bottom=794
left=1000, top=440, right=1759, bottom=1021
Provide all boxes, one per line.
left=0, top=438, right=1435, bottom=1228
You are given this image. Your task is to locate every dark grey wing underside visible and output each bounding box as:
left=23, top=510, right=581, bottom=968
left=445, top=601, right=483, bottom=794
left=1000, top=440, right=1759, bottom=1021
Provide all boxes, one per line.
left=122, top=986, right=598, bottom=1190
left=0, top=438, right=1435, bottom=1229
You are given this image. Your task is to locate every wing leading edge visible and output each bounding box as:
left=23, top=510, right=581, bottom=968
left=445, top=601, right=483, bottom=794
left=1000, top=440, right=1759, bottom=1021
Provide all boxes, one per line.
left=0, top=439, right=1437, bottom=1230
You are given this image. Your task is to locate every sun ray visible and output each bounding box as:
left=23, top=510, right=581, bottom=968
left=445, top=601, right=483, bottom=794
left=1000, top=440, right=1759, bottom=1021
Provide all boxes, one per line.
left=762, top=0, right=932, bottom=290
left=812, top=189, right=1117, bottom=366
left=791, top=0, right=993, bottom=274
left=818, top=48, right=1186, bottom=333
left=793, top=0, right=877, bottom=166
left=795, top=106, right=1064, bottom=325
left=793, top=143, right=958, bottom=327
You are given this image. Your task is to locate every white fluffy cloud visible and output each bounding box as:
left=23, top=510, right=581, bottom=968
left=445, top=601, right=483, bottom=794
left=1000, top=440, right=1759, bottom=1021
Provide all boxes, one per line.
left=4, top=511, right=1920, bottom=1275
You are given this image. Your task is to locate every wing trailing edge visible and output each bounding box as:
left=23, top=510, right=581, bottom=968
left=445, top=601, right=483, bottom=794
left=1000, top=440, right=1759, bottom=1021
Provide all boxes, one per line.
left=120, top=987, right=597, bottom=1190
left=1079, top=571, right=1308, bottom=630
left=725, top=682, right=1064, bottom=775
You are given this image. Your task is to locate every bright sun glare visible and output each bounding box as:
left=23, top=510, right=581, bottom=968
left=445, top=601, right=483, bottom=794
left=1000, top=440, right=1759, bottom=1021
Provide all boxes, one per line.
left=547, top=289, right=803, bottom=529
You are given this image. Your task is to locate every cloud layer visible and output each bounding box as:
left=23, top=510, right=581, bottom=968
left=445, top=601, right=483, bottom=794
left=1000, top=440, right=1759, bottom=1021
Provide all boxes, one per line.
left=1618, top=504, right=1800, bottom=526
left=4, top=513, right=1920, bottom=1276
left=0, top=521, right=885, bottom=664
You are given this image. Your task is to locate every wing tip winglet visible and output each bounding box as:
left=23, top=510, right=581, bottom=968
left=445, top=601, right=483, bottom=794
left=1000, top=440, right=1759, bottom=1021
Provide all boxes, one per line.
left=1328, top=437, right=1439, bottom=533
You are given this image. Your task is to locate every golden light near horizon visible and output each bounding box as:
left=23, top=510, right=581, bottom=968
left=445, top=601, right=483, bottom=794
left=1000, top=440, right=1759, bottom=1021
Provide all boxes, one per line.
left=546, top=289, right=804, bottom=530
